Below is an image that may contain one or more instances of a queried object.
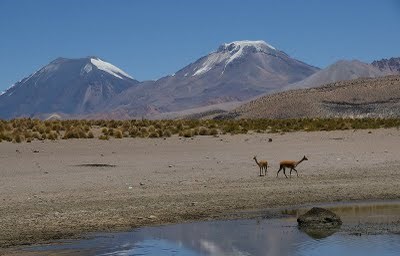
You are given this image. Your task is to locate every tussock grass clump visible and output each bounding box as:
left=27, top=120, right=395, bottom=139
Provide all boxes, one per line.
left=209, top=128, right=219, bottom=136
left=47, top=131, right=58, bottom=140
left=163, top=129, right=172, bottom=137
left=129, top=126, right=139, bottom=137
left=182, top=129, right=194, bottom=138
left=63, top=126, right=87, bottom=139
left=149, top=131, right=159, bottom=138
left=99, top=134, right=109, bottom=140
left=114, top=130, right=123, bottom=139
left=13, top=133, right=23, bottom=143
left=198, top=127, right=210, bottom=135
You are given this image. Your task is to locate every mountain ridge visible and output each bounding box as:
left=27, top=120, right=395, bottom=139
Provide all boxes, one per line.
left=1, top=40, right=399, bottom=120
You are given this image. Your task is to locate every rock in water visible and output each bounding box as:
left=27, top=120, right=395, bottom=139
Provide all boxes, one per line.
left=297, top=207, right=342, bottom=228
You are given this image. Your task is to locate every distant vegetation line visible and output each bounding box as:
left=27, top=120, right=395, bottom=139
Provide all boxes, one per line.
left=0, top=118, right=399, bottom=143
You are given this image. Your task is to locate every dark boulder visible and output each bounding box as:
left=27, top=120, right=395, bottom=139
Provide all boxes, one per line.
left=297, top=207, right=342, bottom=228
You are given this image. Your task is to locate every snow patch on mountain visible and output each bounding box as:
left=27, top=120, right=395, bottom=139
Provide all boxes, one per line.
left=192, top=40, right=276, bottom=77
left=193, top=51, right=231, bottom=76
left=223, top=40, right=275, bottom=67
left=90, top=58, right=133, bottom=80
left=83, top=63, right=93, bottom=73
left=230, top=40, right=275, bottom=50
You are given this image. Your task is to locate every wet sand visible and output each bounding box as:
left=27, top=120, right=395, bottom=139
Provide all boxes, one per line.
left=0, top=128, right=400, bottom=252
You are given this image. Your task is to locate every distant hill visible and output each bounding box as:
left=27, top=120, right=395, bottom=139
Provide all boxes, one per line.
left=284, top=60, right=390, bottom=90
left=224, top=75, right=400, bottom=119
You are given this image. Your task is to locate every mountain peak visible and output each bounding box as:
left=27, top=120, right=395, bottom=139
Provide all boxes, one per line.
left=218, top=40, right=276, bottom=52
left=47, top=56, right=134, bottom=80
left=190, top=40, right=281, bottom=77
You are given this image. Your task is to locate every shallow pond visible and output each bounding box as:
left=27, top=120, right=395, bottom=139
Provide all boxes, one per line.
left=18, top=201, right=400, bottom=256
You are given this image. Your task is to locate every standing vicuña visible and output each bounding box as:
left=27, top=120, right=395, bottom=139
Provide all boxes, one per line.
left=277, top=156, right=308, bottom=178
left=253, top=156, right=268, bottom=176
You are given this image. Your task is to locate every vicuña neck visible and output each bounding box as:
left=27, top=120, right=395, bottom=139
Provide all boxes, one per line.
left=296, top=158, right=305, bottom=167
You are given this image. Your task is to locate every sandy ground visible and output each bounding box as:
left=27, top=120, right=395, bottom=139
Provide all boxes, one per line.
left=0, top=128, right=400, bottom=252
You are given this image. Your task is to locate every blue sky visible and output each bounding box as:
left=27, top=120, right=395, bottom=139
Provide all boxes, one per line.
left=0, top=0, right=399, bottom=91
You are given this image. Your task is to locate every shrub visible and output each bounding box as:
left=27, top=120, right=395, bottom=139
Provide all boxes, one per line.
left=99, top=134, right=109, bottom=140
left=107, top=128, right=114, bottom=136
left=83, top=125, right=90, bottom=132
left=163, top=129, right=172, bottom=137
left=13, top=134, right=23, bottom=143
left=149, top=131, right=159, bottom=138
left=63, top=127, right=86, bottom=139
left=209, top=128, right=219, bottom=136
left=148, top=125, right=156, bottom=133
left=139, top=131, right=149, bottom=138
left=87, top=131, right=94, bottom=138
left=52, top=123, right=62, bottom=132
left=199, top=127, right=209, bottom=135
left=140, top=127, right=148, bottom=133
left=114, top=130, right=123, bottom=139
left=48, top=132, right=57, bottom=140
left=182, top=129, right=194, bottom=138
left=129, top=126, right=139, bottom=137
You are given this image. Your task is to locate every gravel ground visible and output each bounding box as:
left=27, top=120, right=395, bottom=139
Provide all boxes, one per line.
left=0, top=128, right=399, bottom=253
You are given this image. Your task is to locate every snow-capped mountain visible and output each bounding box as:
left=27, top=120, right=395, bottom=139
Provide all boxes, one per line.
left=191, top=40, right=278, bottom=76
left=0, top=57, right=138, bottom=119
left=105, top=40, right=319, bottom=117
left=171, top=40, right=319, bottom=84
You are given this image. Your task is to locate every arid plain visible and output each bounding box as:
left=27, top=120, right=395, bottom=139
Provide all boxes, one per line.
left=1, top=128, right=400, bottom=252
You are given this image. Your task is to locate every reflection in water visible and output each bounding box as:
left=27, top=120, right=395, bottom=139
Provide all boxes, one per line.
left=101, top=239, right=200, bottom=256
left=298, top=226, right=340, bottom=239
left=20, top=201, right=400, bottom=256
left=24, top=219, right=305, bottom=256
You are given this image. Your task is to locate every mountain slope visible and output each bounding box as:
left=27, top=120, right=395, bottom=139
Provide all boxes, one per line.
left=285, top=60, right=388, bottom=90
left=0, top=57, right=138, bottom=119
left=227, top=75, right=400, bottom=119
left=372, top=57, right=400, bottom=73
left=105, top=40, right=319, bottom=117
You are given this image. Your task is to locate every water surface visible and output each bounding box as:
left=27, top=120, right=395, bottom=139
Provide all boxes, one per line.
left=20, top=201, right=400, bottom=256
